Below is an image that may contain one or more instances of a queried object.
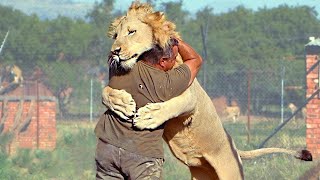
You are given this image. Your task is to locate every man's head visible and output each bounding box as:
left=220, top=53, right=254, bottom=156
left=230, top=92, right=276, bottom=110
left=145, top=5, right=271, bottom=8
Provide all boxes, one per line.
left=139, top=38, right=178, bottom=71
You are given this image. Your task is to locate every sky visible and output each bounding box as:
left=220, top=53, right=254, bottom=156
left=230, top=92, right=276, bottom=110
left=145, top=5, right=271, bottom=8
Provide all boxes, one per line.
left=111, top=0, right=320, bottom=14
left=0, top=0, right=319, bottom=19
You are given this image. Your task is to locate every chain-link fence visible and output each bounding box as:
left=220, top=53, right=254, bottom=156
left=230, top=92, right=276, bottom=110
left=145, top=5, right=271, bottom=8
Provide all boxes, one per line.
left=196, top=58, right=307, bottom=149
left=0, top=56, right=308, bottom=149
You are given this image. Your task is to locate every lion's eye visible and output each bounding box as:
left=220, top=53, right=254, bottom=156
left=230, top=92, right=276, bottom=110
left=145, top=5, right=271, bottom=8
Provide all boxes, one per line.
left=113, top=33, right=118, bottom=39
left=128, top=30, right=136, bottom=35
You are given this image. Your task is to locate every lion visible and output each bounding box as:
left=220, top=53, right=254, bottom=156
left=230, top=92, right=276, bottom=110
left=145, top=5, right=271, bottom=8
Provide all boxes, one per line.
left=288, top=103, right=307, bottom=121
left=0, top=64, right=23, bottom=84
left=0, top=64, right=24, bottom=94
left=224, top=106, right=241, bottom=123
left=102, top=1, right=312, bottom=179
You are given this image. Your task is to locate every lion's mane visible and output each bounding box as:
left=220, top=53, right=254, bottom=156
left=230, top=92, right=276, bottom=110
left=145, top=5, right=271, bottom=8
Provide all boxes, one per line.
left=108, top=1, right=179, bottom=50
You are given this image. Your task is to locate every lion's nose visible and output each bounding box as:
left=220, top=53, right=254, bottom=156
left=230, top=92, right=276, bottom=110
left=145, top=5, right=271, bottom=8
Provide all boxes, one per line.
left=112, top=47, right=121, bottom=55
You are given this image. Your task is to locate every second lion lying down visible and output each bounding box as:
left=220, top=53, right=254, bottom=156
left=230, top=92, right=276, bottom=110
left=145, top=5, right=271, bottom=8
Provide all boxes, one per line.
left=101, top=2, right=312, bottom=180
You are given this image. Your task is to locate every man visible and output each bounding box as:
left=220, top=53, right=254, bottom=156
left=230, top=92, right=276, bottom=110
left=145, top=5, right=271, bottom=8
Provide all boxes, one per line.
left=95, top=38, right=202, bottom=179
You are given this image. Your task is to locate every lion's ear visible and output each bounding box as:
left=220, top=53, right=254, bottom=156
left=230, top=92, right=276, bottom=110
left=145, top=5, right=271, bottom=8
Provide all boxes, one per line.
left=146, top=11, right=165, bottom=22
left=107, top=16, right=125, bottom=38
left=144, top=11, right=170, bottom=48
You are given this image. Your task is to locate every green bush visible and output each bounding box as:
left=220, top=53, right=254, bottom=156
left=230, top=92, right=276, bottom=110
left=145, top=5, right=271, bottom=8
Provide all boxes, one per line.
left=0, top=152, right=22, bottom=179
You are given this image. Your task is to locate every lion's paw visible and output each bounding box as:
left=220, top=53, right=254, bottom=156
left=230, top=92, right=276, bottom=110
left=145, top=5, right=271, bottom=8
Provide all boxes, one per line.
left=102, top=87, right=136, bottom=120
left=133, top=103, right=167, bottom=130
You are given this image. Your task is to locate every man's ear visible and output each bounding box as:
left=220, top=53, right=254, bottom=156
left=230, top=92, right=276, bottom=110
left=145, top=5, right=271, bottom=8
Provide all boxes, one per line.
left=159, top=57, right=167, bottom=67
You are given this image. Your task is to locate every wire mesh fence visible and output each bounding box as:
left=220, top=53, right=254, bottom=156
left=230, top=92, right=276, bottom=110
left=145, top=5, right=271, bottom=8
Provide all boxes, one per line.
left=198, top=58, right=307, bottom=149
left=0, top=55, right=308, bottom=149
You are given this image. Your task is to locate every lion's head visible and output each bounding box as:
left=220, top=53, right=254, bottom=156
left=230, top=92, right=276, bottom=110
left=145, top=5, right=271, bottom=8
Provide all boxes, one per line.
left=107, top=1, right=179, bottom=72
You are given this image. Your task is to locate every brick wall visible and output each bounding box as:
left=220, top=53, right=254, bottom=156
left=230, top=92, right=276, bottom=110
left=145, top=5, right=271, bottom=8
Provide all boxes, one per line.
left=305, top=52, right=320, bottom=158
left=0, top=99, right=56, bottom=154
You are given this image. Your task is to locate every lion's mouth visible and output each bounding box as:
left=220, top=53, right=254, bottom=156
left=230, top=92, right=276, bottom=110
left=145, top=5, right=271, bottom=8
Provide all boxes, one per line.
left=108, top=53, right=139, bottom=72
left=111, top=53, right=139, bottom=63
left=127, top=54, right=138, bottom=60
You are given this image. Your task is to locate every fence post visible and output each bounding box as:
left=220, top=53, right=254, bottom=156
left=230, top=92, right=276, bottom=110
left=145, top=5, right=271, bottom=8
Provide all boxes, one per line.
left=90, top=78, right=93, bottom=123
left=305, top=38, right=320, bottom=159
left=36, top=80, right=40, bottom=149
left=281, top=63, right=285, bottom=123
left=247, top=70, right=251, bottom=144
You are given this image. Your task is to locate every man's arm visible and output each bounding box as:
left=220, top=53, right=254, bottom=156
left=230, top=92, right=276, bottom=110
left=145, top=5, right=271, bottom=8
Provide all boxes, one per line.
left=178, top=39, right=203, bottom=86
left=155, top=39, right=203, bottom=101
left=133, top=40, right=202, bottom=130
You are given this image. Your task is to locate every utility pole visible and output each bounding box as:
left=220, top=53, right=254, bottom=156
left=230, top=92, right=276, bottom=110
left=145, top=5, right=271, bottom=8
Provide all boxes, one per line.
left=0, top=31, right=9, bottom=55
left=200, top=23, right=208, bottom=90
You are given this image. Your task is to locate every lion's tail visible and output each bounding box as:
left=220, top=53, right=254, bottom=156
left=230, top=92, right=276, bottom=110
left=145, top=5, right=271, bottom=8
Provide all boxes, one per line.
left=238, top=148, right=312, bottom=161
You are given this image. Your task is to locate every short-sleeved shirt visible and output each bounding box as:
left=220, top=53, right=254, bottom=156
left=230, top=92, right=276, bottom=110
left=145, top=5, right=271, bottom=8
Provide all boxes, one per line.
left=94, top=61, right=191, bottom=158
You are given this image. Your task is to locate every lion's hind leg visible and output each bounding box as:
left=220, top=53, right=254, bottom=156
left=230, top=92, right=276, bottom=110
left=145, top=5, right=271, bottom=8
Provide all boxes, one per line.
left=201, top=152, right=243, bottom=180
left=201, top=132, right=244, bottom=180
left=189, top=161, right=219, bottom=180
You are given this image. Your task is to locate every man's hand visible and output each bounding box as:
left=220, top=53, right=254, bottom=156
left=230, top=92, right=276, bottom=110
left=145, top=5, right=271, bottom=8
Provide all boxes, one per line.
left=102, top=86, right=136, bottom=120
left=133, top=102, right=167, bottom=130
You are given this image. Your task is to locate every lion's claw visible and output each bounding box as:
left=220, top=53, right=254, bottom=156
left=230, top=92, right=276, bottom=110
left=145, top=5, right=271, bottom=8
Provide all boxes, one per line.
left=133, top=103, right=166, bottom=130
left=102, top=87, right=136, bottom=120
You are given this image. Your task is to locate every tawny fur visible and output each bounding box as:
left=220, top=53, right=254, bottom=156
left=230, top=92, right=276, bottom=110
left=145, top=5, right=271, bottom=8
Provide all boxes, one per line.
left=108, top=1, right=179, bottom=50
left=288, top=103, right=306, bottom=120
left=0, top=64, right=24, bottom=92
left=104, top=1, right=312, bottom=179
left=224, top=106, right=241, bottom=122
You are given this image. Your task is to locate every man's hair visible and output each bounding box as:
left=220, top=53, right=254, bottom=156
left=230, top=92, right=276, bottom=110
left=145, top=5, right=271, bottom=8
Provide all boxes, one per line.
left=138, top=38, right=178, bottom=65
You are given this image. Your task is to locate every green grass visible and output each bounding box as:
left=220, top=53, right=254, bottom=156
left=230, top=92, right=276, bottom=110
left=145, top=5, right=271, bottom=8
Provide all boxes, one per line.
left=0, top=119, right=317, bottom=179
left=224, top=117, right=316, bottom=180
